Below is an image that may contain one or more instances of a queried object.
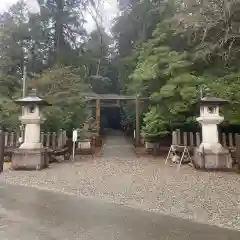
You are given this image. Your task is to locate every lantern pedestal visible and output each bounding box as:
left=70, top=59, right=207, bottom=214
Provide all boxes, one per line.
left=11, top=148, right=49, bottom=170
left=194, top=145, right=232, bottom=169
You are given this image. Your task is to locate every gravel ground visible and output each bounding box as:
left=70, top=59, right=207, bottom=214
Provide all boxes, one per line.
left=1, top=131, right=240, bottom=230
left=1, top=155, right=240, bottom=231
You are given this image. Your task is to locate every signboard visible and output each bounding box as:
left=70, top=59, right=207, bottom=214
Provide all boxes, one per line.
left=72, top=129, right=78, bottom=162
left=72, top=130, right=78, bottom=142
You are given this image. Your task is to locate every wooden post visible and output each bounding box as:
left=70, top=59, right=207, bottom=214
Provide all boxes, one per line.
left=52, top=132, right=56, bottom=149
left=183, top=132, right=187, bottom=146
left=16, top=132, right=20, bottom=147
left=46, top=132, right=50, bottom=148
left=196, top=132, right=201, bottom=146
left=40, top=132, right=44, bottom=145
left=234, top=133, right=238, bottom=147
left=21, top=128, right=24, bottom=141
left=0, top=130, right=5, bottom=173
left=172, top=131, right=177, bottom=145
left=176, top=129, right=181, bottom=145
left=190, top=132, right=194, bottom=147
left=135, top=94, right=140, bottom=145
left=222, top=133, right=227, bottom=148
left=96, top=98, right=101, bottom=135
left=62, top=130, right=67, bottom=145
left=235, top=134, right=240, bottom=173
left=10, top=132, right=14, bottom=147
left=229, top=133, right=233, bottom=148
left=57, top=129, right=63, bottom=148
left=4, top=132, right=8, bottom=147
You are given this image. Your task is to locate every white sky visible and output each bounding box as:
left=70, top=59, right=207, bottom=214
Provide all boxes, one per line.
left=0, top=0, right=38, bottom=12
left=0, top=0, right=118, bottom=32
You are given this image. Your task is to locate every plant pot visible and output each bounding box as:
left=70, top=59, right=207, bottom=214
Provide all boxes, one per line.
left=145, top=141, right=155, bottom=149
left=143, top=134, right=162, bottom=143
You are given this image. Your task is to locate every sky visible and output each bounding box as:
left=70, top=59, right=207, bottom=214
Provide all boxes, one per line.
left=0, top=0, right=118, bottom=32
left=0, top=0, right=38, bottom=12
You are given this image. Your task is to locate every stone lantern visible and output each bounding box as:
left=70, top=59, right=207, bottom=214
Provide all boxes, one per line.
left=194, top=97, right=233, bottom=169
left=11, top=89, right=51, bottom=170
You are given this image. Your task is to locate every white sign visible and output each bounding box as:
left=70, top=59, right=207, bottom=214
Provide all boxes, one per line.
left=72, top=129, right=78, bottom=162
left=72, top=130, right=78, bottom=142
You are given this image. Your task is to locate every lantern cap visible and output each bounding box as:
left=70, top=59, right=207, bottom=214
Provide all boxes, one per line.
left=14, top=89, right=51, bottom=106
left=200, top=97, right=228, bottom=106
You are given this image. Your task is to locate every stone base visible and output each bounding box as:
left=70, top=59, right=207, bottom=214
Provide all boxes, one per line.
left=11, top=148, right=49, bottom=171
left=145, top=142, right=154, bottom=149
left=77, top=140, right=91, bottom=149
left=193, top=147, right=233, bottom=170
left=76, top=140, right=93, bottom=155
left=19, top=142, right=43, bottom=149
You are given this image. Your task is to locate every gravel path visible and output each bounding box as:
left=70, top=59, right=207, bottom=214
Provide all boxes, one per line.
left=1, top=132, right=240, bottom=231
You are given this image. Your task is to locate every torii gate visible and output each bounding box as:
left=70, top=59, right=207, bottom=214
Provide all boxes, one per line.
left=85, top=93, right=148, bottom=145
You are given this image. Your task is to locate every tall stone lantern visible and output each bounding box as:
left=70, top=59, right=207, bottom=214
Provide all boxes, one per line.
left=11, top=89, right=51, bottom=170
left=194, top=97, right=233, bottom=169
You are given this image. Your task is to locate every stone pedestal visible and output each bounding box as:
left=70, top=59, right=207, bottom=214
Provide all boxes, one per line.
left=76, top=139, right=93, bottom=155
left=194, top=144, right=232, bottom=169
left=11, top=148, right=49, bottom=170
left=78, top=140, right=91, bottom=149
left=145, top=142, right=154, bottom=149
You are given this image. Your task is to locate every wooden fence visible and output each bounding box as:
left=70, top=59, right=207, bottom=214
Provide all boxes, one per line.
left=4, top=130, right=67, bottom=150
left=235, top=135, right=240, bottom=171
left=172, top=129, right=237, bottom=149
left=172, top=129, right=240, bottom=171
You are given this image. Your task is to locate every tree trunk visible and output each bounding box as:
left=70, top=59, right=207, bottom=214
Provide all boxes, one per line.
left=54, top=0, right=65, bottom=60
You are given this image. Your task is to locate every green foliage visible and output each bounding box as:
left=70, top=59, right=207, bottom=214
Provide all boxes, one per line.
left=113, top=0, right=240, bottom=131
left=2, top=0, right=240, bottom=133
left=141, top=106, right=169, bottom=139
left=0, top=96, right=20, bottom=130
left=209, top=72, right=240, bottom=124
left=88, top=75, right=111, bottom=94
left=129, top=17, right=204, bottom=131
left=31, top=65, right=89, bottom=131
left=0, top=0, right=120, bottom=132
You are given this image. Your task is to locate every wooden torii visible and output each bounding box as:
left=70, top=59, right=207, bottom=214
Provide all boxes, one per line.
left=84, top=93, right=148, bottom=145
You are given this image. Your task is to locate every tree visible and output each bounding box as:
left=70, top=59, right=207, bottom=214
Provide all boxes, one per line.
left=37, top=0, right=89, bottom=65
left=0, top=1, right=29, bottom=94
left=31, top=65, right=89, bottom=131
left=83, top=28, right=112, bottom=76
left=0, top=0, right=95, bottom=131
left=175, top=0, right=240, bottom=125
left=131, top=18, right=204, bottom=133
left=0, top=1, right=29, bottom=130
left=113, top=0, right=161, bottom=57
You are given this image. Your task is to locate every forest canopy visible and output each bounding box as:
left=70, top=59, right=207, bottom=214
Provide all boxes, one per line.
left=0, top=0, right=240, bottom=135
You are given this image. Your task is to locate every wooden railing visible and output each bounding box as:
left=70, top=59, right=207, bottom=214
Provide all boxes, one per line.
left=4, top=130, right=67, bottom=150
left=172, top=129, right=237, bottom=149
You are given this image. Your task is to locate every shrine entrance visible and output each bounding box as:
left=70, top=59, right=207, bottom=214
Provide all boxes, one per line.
left=85, top=93, right=148, bottom=145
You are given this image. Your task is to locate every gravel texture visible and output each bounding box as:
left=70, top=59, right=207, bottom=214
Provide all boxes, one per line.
left=1, top=133, right=240, bottom=231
